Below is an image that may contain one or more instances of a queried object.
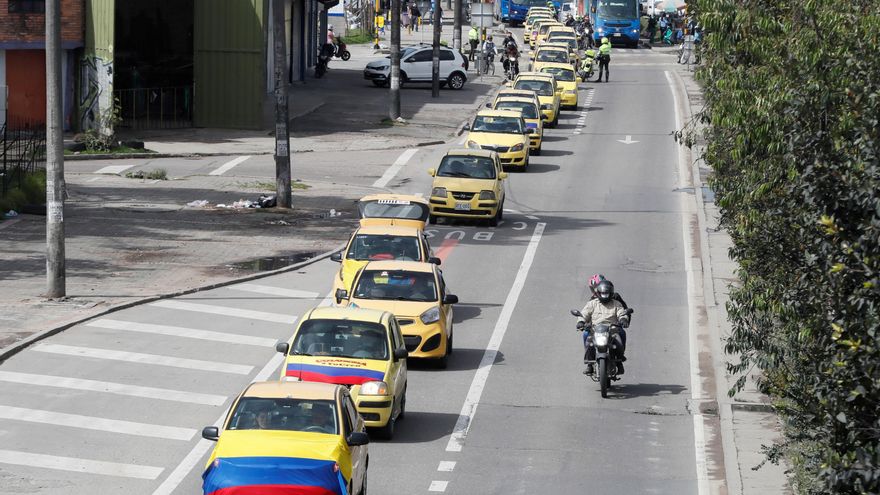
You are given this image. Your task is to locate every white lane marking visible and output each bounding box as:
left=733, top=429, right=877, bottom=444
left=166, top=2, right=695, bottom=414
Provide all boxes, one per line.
left=86, top=319, right=276, bottom=347
left=150, top=300, right=298, bottom=324
left=0, top=405, right=195, bottom=441
left=32, top=343, right=253, bottom=375
left=617, top=135, right=640, bottom=144
left=0, top=449, right=164, bottom=480
left=525, top=215, right=539, bottom=220
left=446, top=223, right=546, bottom=452
left=94, top=164, right=134, bottom=174
left=667, top=69, right=710, bottom=495
left=151, top=352, right=287, bottom=495
left=208, top=155, right=251, bottom=176
left=230, top=284, right=320, bottom=299
left=437, top=461, right=456, bottom=472
left=0, top=371, right=226, bottom=406
left=372, top=148, right=418, bottom=188
left=86, top=177, right=101, bottom=183
left=429, top=480, right=449, bottom=492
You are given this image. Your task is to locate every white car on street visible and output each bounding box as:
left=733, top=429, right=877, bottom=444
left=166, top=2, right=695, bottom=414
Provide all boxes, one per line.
left=364, top=45, right=469, bottom=89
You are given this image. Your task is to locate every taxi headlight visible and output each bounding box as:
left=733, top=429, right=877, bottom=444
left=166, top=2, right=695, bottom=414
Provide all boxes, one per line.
left=420, top=306, right=441, bottom=324
left=510, top=143, right=524, bottom=152
left=282, top=375, right=301, bottom=382
left=431, top=187, right=448, bottom=198
left=478, top=190, right=496, bottom=200
left=467, top=140, right=481, bottom=149
left=360, top=380, right=389, bottom=395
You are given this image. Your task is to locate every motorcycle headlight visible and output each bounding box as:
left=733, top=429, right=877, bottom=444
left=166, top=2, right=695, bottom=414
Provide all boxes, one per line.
left=510, top=143, right=524, bottom=152
left=360, top=380, right=389, bottom=395
left=478, top=190, right=496, bottom=200
left=431, top=187, right=448, bottom=198
left=593, top=332, right=609, bottom=347
left=282, top=375, right=301, bottom=382
left=420, top=306, right=441, bottom=324
left=467, top=140, right=481, bottom=149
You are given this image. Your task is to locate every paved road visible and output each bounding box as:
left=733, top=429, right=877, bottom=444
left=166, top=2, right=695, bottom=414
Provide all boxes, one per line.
left=0, top=43, right=705, bottom=494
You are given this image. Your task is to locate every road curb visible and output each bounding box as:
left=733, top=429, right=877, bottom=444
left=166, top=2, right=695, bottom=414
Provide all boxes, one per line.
left=0, top=243, right=345, bottom=365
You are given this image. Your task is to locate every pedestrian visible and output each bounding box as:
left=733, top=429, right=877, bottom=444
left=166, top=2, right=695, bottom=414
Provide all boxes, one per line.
left=402, top=7, right=411, bottom=34
left=468, top=25, right=479, bottom=61
left=410, top=3, right=421, bottom=31
left=658, top=13, right=668, bottom=39
left=647, top=15, right=657, bottom=44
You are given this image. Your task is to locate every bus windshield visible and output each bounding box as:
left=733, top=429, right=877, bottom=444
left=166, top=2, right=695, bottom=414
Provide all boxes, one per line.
left=513, top=0, right=551, bottom=5
left=596, top=0, right=638, bottom=20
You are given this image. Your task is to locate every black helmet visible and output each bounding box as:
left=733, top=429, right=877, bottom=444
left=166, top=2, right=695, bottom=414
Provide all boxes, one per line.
left=596, top=280, right=614, bottom=303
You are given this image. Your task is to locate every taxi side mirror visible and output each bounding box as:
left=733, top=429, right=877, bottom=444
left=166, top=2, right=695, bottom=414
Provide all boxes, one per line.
left=485, top=102, right=492, bottom=108
left=499, top=172, right=509, bottom=180
left=463, top=123, right=471, bottom=130
left=429, top=256, right=442, bottom=265
left=393, top=347, right=409, bottom=361
left=428, top=168, right=436, bottom=177
left=347, top=431, right=370, bottom=446
left=335, top=288, right=349, bottom=304
left=202, top=426, right=220, bottom=441
left=330, top=252, right=342, bottom=262
left=276, top=342, right=290, bottom=354
left=443, top=294, right=459, bottom=305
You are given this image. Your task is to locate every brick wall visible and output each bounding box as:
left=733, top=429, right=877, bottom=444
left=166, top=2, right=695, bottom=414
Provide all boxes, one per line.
left=0, top=0, right=84, bottom=45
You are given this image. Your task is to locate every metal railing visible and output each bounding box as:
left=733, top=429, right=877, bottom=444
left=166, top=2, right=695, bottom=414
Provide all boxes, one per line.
left=0, top=119, right=46, bottom=197
left=113, top=86, right=193, bottom=130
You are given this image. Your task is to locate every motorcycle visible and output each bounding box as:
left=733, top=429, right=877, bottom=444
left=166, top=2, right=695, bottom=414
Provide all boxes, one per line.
left=501, top=46, right=520, bottom=80
left=333, top=39, right=351, bottom=61
left=577, top=50, right=596, bottom=82
left=571, top=308, right=633, bottom=398
left=316, top=43, right=335, bottom=78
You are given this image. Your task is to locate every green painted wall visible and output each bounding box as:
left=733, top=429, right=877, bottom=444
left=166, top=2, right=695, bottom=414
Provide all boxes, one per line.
left=81, top=0, right=115, bottom=132
left=194, top=0, right=266, bottom=129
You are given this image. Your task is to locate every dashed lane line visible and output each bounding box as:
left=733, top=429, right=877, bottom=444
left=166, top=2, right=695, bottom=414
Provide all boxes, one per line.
left=0, top=449, right=164, bottom=480
left=94, top=164, right=134, bottom=174
left=373, top=148, right=418, bottom=188
left=31, top=343, right=254, bottom=375
left=429, top=480, right=449, bottom=492
left=437, top=461, right=456, bottom=472
left=0, top=405, right=196, bottom=441
left=208, top=156, right=251, bottom=176
left=0, top=371, right=227, bottom=406
left=86, top=319, right=276, bottom=347
left=446, top=222, right=546, bottom=453
left=150, top=300, right=298, bottom=324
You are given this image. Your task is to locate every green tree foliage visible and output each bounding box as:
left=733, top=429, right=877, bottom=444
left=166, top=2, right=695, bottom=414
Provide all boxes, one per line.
left=692, top=0, right=879, bottom=492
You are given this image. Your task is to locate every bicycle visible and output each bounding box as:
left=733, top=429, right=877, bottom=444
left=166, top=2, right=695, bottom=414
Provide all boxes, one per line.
left=481, top=50, right=496, bottom=76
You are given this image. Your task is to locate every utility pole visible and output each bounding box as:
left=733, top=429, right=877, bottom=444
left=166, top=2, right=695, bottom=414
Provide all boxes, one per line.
left=389, top=0, right=401, bottom=119
left=453, top=0, right=462, bottom=50
left=45, top=0, right=65, bottom=298
left=272, top=0, right=291, bottom=208
left=431, top=0, right=442, bottom=97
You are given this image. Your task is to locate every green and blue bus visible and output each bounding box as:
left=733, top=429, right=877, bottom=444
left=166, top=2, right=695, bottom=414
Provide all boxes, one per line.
left=496, top=0, right=561, bottom=25
left=590, top=0, right=640, bottom=47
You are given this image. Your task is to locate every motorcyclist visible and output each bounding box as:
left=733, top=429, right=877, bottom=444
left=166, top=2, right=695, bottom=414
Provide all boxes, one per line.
left=577, top=279, right=630, bottom=375
left=502, top=31, right=517, bottom=52
left=501, top=41, right=519, bottom=79
left=596, top=36, right=611, bottom=82
left=579, top=46, right=598, bottom=80
left=564, top=13, right=574, bottom=27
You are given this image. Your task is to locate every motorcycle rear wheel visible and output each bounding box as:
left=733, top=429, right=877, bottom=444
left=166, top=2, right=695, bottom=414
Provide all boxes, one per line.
left=598, top=359, right=608, bottom=398
left=341, top=51, right=351, bottom=61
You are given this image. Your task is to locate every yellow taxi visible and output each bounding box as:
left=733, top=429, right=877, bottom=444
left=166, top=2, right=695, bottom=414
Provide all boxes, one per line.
left=530, top=19, right=561, bottom=48
left=513, top=72, right=561, bottom=127
left=524, top=13, right=553, bottom=43
left=201, top=381, right=368, bottom=495
left=492, top=96, right=544, bottom=154
left=335, top=260, right=458, bottom=368
left=428, top=149, right=508, bottom=226
left=493, top=88, right=542, bottom=109
left=464, top=109, right=532, bottom=169
left=532, top=45, right=571, bottom=71
left=542, top=39, right=579, bottom=65
left=538, top=62, right=580, bottom=109
left=276, top=306, right=408, bottom=439
left=534, top=21, right=565, bottom=47
left=356, top=193, right=431, bottom=229
left=330, top=224, right=438, bottom=293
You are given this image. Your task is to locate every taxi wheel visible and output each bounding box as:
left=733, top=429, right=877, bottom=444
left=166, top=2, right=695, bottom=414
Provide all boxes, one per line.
left=489, top=208, right=501, bottom=227
left=551, top=114, right=559, bottom=127
left=533, top=147, right=542, bottom=156
left=436, top=334, right=450, bottom=369
left=376, top=415, right=395, bottom=440
left=360, top=470, right=368, bottom=495
left=429, top=214, right=438, bottom=224
left=398, top=389, right=406, bottom=420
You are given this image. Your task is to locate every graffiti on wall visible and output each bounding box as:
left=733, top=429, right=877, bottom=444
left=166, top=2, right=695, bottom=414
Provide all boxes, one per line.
left=79, top=56, right=113, bottom=133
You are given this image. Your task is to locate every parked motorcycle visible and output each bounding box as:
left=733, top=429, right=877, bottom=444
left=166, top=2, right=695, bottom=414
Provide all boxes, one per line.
left=578, top=51, right=596, bottom=82
left=333, top=39, right=351, bottom=61
left=571, top=308, right=633, bottom=398
left=316, top=43, right=335, bottom=78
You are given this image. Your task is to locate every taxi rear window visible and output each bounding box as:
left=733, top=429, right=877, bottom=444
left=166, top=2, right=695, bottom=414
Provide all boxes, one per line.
left=354, top=270, right=438, bottom=302
left=293, top=319, right=389, bottom=360
left=228, top=398, right=339, bottom=434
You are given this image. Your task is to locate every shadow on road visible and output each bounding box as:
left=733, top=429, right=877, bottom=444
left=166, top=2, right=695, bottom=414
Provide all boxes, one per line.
left=604, top=382, right=688, bottom=399
left=407, top=348, right=504, bottom=372
left=381, top=411, right=461, bottom=443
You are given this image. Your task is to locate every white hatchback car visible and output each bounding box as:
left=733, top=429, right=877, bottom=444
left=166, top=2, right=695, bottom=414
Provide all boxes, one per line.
left=364, top=45, right=469, bottom=90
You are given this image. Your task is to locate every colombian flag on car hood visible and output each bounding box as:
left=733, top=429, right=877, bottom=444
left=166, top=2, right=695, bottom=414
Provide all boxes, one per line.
left=285, top=357, right=386, bottom=386
left=203, top=456, right=348, bottom=495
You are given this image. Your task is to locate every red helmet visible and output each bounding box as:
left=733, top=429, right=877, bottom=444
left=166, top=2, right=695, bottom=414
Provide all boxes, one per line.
left=588, top=274, right=606, bottom=290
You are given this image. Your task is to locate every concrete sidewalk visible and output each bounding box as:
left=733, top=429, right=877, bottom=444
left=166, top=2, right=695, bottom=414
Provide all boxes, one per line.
left=672, top=55, right=792, bottom=494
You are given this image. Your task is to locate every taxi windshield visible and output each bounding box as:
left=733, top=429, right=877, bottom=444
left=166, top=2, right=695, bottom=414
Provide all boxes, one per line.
left=514, top=79, right=553, bottom=96
left=471, top=115, right=524, bottom=134
left=292, top=319, right=389, bottom=360
left=536, top=50, right=568, bottom=63
left=496, top=101, right=538, bottom=119
left=354, top=270, right=438, bottom=302
left=359, top=199, right=428, bottom=221
left=437, top=156, right=497, bottom=179
left=548, top=36, right=577, bottom=49
left=347, top=234, right=421, bottom=261
left=227, top=398, right=339, bottom=434
left=541, top=67, right=575, bottom=81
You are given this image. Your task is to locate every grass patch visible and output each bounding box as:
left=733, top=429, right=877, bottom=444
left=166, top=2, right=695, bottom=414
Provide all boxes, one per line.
left=65, top=146, right=156, bottom=156
left=0, top=169, right=46, bottom=212
left=125, top=168, right=168, bottom=180
left=240, top=180, right=311, bottom=191
left=342, top=29, right=374, bottom=44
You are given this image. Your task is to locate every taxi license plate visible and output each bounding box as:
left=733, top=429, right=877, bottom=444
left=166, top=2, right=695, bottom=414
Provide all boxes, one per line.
left=455, top=202, right=471, bottom=211
left=613, top=33, right=622, bottom=37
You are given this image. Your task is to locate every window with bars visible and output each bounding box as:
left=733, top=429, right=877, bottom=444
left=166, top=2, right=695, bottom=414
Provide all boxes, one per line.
left=8, top=0, right=46, bottom=13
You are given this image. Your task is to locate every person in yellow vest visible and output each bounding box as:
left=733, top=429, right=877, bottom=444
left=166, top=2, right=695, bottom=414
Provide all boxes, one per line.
left=468, top=25, right=480, bottom=61
left=596, top=37, right=611, bottom=82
